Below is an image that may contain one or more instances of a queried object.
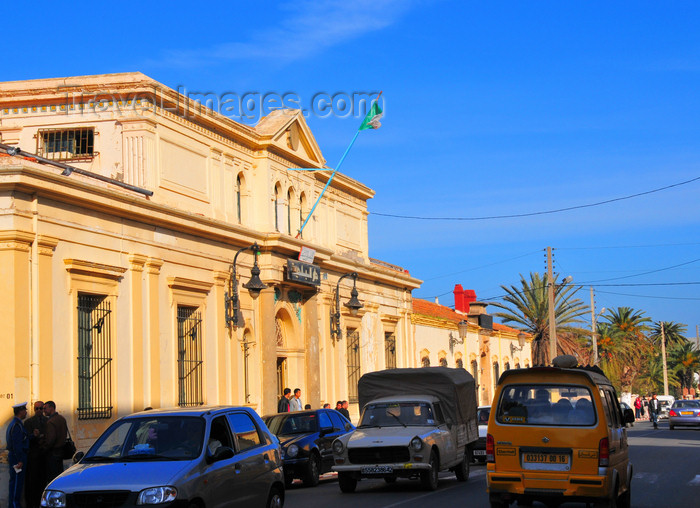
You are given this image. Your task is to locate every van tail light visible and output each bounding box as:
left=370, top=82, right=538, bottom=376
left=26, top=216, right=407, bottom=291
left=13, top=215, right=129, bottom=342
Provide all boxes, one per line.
left=486, top=434, right=495, bottom=463
left=669, top=410, right=678, bottom=417
left=598, top=437, right=609, bottom=467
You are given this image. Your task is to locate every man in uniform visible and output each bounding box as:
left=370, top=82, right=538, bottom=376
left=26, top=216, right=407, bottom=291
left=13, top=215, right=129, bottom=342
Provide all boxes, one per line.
left=24, top=401, right=48, bottom=508
left=6, top=402, right=29, bottom=508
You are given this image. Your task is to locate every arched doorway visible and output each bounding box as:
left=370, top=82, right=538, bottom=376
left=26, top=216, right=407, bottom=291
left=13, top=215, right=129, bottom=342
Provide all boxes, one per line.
left=275, top=303, right=304, bottom=401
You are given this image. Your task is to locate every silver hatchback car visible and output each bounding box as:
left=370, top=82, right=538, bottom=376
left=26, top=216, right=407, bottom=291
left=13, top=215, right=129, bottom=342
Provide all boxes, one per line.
left=41, top=406, right=284, bottom=508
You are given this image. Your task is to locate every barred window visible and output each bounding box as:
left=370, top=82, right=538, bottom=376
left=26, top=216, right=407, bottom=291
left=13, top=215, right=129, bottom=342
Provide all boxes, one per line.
left=37, top=128, right=95, bottom=161
left=384, top=332, right=396, bottom=369
left=77, top=294, right=113, bottom=420
left=346, top=329, right=361, bottom=404
left=177, top=306, right=204, bottom=407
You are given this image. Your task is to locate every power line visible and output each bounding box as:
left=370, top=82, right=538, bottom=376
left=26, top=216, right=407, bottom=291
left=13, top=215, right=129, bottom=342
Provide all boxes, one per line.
left=422, top=249, right=541, bottom=281
left=596, top=290, right=700, bottom=302
left=372, top=175, right=700, bottom=221
left=579, top=257, right=700, bottom=284
left=559, top=242, right=700, bottom=250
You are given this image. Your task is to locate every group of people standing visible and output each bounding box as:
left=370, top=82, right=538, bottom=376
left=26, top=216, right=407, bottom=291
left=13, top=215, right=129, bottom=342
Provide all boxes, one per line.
left=6, top=400, right=69, bottom=508
left=634, top=394, right=661, bottom=429
left=277, top=388, right=351, bottom=420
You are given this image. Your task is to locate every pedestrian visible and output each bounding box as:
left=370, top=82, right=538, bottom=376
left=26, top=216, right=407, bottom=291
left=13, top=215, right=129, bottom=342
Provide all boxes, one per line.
left=43, top=400, right=68, bottom=484
left=322, top=403, right=331, bottom=409
left=339, top=400, right=351, bottom=420
left=24, top=401, right=48, bottom=508
left=6, top=402, right=29, bottom=508
left=641, top=396, right=647, bottom=418
left=304, top=404, right=311, bottom=410
left=289, top=388, right=303, bottom=412
left=649, top=393, right=660, bottom=429
left=634, top=397, right=642, bottom=420
left=278, top=388, right=292, bottom=413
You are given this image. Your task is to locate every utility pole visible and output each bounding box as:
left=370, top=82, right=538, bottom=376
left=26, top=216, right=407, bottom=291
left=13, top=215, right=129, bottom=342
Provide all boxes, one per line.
left=547, top=246, right=557, bottom=364
left=661, top=322, right=669, bottom=396
left=590, top=287, right=598, bottom=365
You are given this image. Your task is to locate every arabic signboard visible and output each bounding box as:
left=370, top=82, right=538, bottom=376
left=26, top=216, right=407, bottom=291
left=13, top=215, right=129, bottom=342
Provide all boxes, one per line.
left=287, top=259, right=321, bottom=287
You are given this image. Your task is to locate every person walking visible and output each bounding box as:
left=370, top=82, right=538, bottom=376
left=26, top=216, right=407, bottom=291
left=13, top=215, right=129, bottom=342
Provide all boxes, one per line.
left=289, top=388, right=303, bottom=412
left=339, top=400, right=351, bottom=420
left=6, top=402, right=29, bottom=508
left=649, top=394, right=660, bottom=429
left=43, top=401, right=68, bottom=484
left=278, top=388, right=292, bottom=413
left=634, top=397, right=642, bottom=420
left=24, top=401, right=48, bottom=508
left=641, top=396, right=647, bottom=418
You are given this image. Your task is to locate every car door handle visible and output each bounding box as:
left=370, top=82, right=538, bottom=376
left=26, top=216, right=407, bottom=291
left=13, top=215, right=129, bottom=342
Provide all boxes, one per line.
left=263, top=453, right=270, bottom=463
left=609, top=448, right=617, bottom=453
left=234, top=463, right=242, bottom=473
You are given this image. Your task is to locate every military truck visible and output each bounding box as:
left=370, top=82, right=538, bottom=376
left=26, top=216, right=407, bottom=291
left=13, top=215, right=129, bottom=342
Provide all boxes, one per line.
left=331, top=367, right=478, bottom=492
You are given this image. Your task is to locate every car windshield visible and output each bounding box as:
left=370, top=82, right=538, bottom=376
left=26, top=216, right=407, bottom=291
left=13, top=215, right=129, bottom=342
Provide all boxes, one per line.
left=496, top=384, right=596, bottom=426
left=359, top=402, right=434, bottom=427
left=264, top=414, right=318, bottom=435
left=84, top=416, right=205, bottom=462
left=672, top=400, right=700, bottom=409
left=477, top=407, right=490, bottom=425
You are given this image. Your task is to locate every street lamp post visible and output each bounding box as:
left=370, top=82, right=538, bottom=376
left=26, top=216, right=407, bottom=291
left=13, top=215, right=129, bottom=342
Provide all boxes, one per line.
left=449, top=320, right=469, bottom=350
left=330, top=272, right=363, bottom=340
left=510, top=332, right=527, bottom=358
left=225, top=242, right=268, bottom=328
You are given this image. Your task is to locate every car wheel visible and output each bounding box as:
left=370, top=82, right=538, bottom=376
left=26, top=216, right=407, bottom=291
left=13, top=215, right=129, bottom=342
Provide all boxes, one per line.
left=594, top=481, right=618, bottom=508
left=420, top=450, right=439, bottom=490
left=284, top=473, right=294, bottom=488
left=302, top=452, right=321, bottom=487
left=266, top=486, right=283, bottom=508
left=455, top=448, right=470, bottom=481
left=618, top=482, right=631, bottom=508
left=489, top=497, right=509, bottom=508
left=338, top=472, right=357, bottom=493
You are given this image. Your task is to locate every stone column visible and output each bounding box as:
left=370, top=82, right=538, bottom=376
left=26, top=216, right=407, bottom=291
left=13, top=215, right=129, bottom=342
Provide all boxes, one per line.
left=36, top=236, right=58, bottom=400
left=145, top=258, right=163, bottom=408
left=304, top=292, right=321, bottom=408
left=260, top=287, right=277, bottom=415
left=129, top=255, right=147, bottom=411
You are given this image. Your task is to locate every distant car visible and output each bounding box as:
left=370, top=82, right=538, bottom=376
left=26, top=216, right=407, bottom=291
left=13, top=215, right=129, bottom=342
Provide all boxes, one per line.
left=42, top=406, right=285, bottom=508
left=620, top=402, right=635, bottom=427
left=473, top=406, right=490, bottom=462
left=669, top=400, right=700, bottom=430
left=657, top=395, right=675, bottom=420
left=263, top=409, right=354, bottom=487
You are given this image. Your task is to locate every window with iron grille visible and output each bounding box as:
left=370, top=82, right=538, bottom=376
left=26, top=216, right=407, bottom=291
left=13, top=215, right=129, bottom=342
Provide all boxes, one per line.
left=177, top=306, right=204, bottom=407
left=384, top=332, right=396, bottom=369
left=37, top=128, right=95, bottom=161
left=77, top=293, right=113, bottom=420
left=346, top=329, right=361, bottom=404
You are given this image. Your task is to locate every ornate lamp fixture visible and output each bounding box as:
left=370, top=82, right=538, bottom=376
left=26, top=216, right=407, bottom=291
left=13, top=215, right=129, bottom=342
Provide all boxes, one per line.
left=330, top=272, right=363, bottom=340
left=449, top=320, right=469, bottom=349
left=225, top=242, right=268, bottom=328
left=510, top=332, right=527, bottom=357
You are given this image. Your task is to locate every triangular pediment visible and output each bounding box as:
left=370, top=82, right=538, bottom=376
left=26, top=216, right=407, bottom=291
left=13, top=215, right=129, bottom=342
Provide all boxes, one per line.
left=254, top=109, right=326, bottom=167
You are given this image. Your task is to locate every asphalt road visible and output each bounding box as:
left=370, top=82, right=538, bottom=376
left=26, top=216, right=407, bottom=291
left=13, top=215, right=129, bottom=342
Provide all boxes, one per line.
left=284, top=419, right=700, bottom=508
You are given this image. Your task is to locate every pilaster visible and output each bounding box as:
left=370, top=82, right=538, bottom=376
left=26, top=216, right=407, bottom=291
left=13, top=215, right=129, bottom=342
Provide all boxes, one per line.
left=129, top=254, right=147, bottom=411
left=145, top=257, right=163, bottom=408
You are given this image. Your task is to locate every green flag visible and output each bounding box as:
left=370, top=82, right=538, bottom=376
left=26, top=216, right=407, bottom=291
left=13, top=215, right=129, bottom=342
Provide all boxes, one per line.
left=359, top=101, right=383, bottom=130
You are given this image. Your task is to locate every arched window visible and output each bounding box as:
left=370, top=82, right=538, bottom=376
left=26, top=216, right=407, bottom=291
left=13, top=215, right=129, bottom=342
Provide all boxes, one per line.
left=505, top=362, right=511, bottom=371
left=422, top=356, right=430, bottom=368
left=298, top=194, right=305, bottom=239
left=236, top=175, right=242, bottom=224
left=287, top=189, right=292, bottom=235
left=456, top=358, right=463, bottom=369
left=274, top=186, right=279, bottom=231
left=515, top=362, right=520, bottom=369
left=493, top=362, right=500, bottom=392
left=439, top=357, right=448, bottom=367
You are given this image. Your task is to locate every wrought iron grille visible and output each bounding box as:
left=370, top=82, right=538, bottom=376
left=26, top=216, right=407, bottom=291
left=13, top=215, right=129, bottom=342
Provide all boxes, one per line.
left=384, top=332, right=396, bottom=369
left=346, top=329, right=361, bottom=404
left=177, top=306, right=204, bottom=407
left=37, top=128, right=95, bottom=161
left=77, top=294, right=113, bottom=420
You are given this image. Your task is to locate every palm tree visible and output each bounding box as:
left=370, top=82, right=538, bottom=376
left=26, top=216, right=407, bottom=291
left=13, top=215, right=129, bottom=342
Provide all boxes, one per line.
left=668, top=342, right=700, bottom=394
left=599, top=307, right=652, bottom=391
left=649, top=321, right=688, bottom=349
left=491, top=272, right=589, bottom=366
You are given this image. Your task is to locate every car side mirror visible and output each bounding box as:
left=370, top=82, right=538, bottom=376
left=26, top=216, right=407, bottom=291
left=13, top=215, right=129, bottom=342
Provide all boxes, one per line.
left=73, top=451, right=85, bottom=463
left=345, top=423, right=352, bottom=432
left=207, top=446, right=235, bottom=464
left=319, top=426, right=333, bottom=436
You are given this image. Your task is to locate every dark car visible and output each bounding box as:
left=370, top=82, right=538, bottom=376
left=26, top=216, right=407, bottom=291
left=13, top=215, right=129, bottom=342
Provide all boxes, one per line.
left=620, top=401, right=635, bottom=427
left=263, top=409, right=354, bottom=487
left=473, top=406, right=490, bottom=462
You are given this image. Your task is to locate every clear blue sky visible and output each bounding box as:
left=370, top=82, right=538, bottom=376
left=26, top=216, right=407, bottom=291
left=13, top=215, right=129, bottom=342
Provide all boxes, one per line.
left=6, top=1, right=699, bottom=334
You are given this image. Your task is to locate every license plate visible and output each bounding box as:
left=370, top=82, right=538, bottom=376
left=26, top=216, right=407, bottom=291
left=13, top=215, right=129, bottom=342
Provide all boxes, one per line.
left=522, top=453, right=570, bottom=471
left=361, top=465, right=393, bottom=474
left=473, top=450, right=486, bottom=456
left=680, top=411, right=694, bottom=416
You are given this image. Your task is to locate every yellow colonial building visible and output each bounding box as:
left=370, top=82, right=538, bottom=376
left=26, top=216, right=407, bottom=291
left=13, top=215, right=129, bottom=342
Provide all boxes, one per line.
left=0, top=71, right=421, bottom=466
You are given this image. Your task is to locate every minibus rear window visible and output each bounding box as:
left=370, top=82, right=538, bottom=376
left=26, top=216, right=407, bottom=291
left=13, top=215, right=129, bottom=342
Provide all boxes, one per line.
left=495, top=384, right=596, bottom=426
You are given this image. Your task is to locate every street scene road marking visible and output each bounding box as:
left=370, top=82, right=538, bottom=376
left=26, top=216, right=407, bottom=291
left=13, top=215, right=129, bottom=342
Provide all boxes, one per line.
left=688, top=475, right=700, bottom=486
left=633, top=472, right=658, bottom=484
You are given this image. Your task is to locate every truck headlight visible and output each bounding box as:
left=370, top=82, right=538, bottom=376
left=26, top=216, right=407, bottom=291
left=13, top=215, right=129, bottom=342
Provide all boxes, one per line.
left=287, top=444, right=299, bottom=458
left=41, top=491, right=66, bottom=508
left=137, top=486, right=177, bottom=505
left=411, top=437, right=423, bottom=451
left=333, top=439, right=345, bottom=455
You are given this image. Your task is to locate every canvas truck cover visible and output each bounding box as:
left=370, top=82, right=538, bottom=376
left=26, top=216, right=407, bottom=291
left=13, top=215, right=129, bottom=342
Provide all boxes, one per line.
left=358, top=367, right=478, bottom=427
